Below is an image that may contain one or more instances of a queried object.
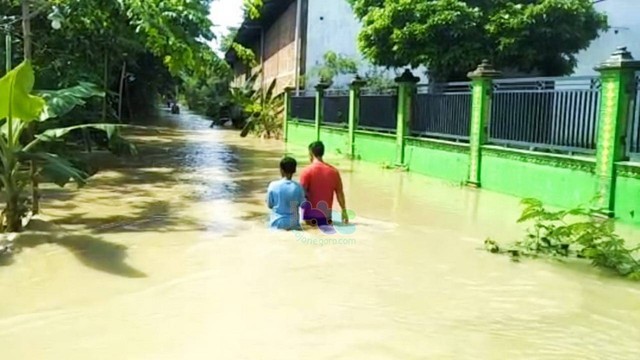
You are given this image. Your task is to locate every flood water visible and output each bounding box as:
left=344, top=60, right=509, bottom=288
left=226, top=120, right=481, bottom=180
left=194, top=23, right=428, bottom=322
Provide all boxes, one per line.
left=1, top=110, right=639, bottom=359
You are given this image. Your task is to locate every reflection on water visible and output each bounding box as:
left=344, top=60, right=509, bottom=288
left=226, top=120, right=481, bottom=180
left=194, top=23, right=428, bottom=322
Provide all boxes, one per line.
left=0, top=109, right=639, bottom=359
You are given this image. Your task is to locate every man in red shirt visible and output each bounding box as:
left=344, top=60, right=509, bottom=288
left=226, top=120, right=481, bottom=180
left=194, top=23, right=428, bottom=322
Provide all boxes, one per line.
left=300, top=141, right=349, bottom=226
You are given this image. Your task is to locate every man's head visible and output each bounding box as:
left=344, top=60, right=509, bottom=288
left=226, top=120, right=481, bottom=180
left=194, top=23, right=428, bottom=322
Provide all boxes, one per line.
left=308, top=141, right=325, bottom=161
left=280, top=156, right=297, bottom=178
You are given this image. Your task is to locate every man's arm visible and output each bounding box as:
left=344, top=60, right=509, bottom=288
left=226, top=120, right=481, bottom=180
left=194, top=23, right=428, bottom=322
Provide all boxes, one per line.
left=266, top=185, right=275, bottom=209
left=299, top=169, right=310, bottom=199
left=335, top=173, right=348, bottom=224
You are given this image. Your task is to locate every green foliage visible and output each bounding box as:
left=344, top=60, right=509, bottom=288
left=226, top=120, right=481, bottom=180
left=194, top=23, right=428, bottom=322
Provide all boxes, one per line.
left=231, top=43, right=258, bottom=68
left=220, top=27, right=238, bottom=53
left=485, top=198, right=640, bottom=280
left=1, top=0, right=221, bottom=120
left=221, top=26, right=257, bottom=67
left=348, top=0, right=608, bottom=81
left=244, top=79, right=284, bottom=139
left=243, top=0, right=264, bottom=19
left=0, top=61, right=130, bottom=232
left=38, top=82, right=104, bottom=120
left=181, top=58, right=233, bottom=120
left=0, top=60, right=45, bottom=122
left=308, top=51, right=359, bottom=86
left=363, top=68, right=397, bottom=92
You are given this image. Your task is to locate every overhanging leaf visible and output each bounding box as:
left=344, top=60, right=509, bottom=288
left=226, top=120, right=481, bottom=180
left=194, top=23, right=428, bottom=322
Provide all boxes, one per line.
left=38, top=82, right=105, bottom=120
left=35, top=123, right=120, bottom=143
left=18, top=151, right=89, bottom=187
left=0, top=61, right=46, bottom=121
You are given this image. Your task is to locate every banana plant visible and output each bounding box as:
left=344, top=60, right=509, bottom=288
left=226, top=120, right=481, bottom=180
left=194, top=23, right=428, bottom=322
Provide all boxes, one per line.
left=0, top=61, right=127, bottom=232
left=240, top=78, right=284, bottom=139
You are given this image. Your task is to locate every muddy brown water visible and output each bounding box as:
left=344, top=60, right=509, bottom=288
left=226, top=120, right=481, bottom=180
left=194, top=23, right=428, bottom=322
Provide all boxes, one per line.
left=0, top=110, right=639, bottom=359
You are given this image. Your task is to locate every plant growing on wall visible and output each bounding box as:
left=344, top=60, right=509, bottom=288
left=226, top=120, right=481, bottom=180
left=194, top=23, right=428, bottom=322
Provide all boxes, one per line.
left=0, top=61, right=130, bottom=232
left=485, top=198, right=640, bottom=280
left=347, top=0, right=608, bottom=81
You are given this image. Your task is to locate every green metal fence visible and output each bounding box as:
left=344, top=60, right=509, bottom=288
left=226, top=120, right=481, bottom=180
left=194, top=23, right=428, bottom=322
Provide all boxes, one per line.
left=489, top=76, right=601, bottom=154
left=412, top=82, right=472, bottom=142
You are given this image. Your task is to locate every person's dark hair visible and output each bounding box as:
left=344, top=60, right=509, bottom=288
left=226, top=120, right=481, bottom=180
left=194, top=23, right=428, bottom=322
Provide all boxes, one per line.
left=309, top=141, right=325, bottom=158
left=280, top=156, right=297, bottom=175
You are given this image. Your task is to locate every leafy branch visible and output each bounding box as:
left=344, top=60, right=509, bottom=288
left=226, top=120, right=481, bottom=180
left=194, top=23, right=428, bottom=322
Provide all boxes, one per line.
left=485, top=198, right=640, bottom=280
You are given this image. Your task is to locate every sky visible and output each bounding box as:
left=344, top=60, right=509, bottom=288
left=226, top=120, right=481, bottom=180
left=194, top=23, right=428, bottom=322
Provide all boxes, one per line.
left=208, top=0, right=245, bottom=54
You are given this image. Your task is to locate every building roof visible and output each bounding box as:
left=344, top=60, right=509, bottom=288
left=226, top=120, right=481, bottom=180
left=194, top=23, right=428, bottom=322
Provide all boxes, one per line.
left=225, top=0, right=296, bottom=64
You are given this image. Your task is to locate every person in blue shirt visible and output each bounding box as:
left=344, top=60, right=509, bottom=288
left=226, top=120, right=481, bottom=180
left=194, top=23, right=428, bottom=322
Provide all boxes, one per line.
left=267, top=157, right=306, bottom=230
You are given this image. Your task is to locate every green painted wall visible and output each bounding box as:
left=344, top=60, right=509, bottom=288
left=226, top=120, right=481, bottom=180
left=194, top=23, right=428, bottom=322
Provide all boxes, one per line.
left=287, top=121, right=316, bottom=147
left=353, top=131, right=396, bottom=164
left=405, top=138, right=469, bottom=183
left=614, top=165, right=640, bottom=225
left=319, top=126, right=350, bottom=156
left=480, top=147, right=597, bottom=209
left=285, top=121, right=640, bottom=227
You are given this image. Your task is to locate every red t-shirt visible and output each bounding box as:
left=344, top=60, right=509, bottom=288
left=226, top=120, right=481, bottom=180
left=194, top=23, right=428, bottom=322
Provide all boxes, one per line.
left=300, top=161, right=343, bottom=218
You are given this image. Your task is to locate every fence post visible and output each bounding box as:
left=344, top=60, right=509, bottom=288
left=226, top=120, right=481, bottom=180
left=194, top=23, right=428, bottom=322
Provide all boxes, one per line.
left=314, top=82, right=329, bottom=141
left=467, top=60, right=501, bottom=187
left=283, top=86, right=294, bottom=142
left=394, top=70, right=420, bottom=166
left=593, top=47, right=640, bottom=214
left=348, top=76, right=366, bottom=158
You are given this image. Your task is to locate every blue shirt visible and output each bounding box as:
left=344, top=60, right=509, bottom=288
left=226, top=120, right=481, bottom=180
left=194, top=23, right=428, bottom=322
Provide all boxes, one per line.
left=267, top=179, right=306, bottom=230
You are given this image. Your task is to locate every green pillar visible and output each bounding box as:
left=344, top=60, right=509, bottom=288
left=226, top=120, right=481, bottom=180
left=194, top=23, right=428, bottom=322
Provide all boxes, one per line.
left=283, top=86, right=294, bottom=142
left=348, top=76, right=366, bottom=159
left=467, top=60, right=501, bottom=187
left=594, top=47, right=640, bottom=214
left=314, top=82, right=329, bottom=141
left=394, top=69, right=420, bottom=166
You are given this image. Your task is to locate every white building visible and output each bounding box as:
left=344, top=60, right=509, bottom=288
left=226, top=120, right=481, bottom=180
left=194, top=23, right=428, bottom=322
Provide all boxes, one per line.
left=225, top=0, right=406, bottom=92
left=225, top=0, right=638, bottom=91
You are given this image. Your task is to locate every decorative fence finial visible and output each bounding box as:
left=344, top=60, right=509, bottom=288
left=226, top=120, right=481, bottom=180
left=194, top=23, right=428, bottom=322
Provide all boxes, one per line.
left=595, top=46, right=640, bottom=70
left=468, top=60, right=501, bottom=79
left=395, top=69, right=420, bottom=84
left=351, top=74, right=367, bottom=88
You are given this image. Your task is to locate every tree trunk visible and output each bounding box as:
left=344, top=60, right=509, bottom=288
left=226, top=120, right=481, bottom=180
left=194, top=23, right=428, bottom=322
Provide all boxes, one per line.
left=4, top=193, right=22, bottom=233
left=21, top=0, right=31, bottom=61
left=82, top=128, right=92, bottom=153
left=125, top=79, right=133, bottom=122
left=22, top=0, right=39, bottom=215
left=102, top=50, right=108, bottom=122
left=118, top=61, right=127, bottom=122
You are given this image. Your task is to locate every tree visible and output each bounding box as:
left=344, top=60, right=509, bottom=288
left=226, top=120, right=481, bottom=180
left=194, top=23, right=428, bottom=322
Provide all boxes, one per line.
left=307, top=51, right=359, bottom=86
left=0, top=61, right=129, bottom=232
left=0, top=0, right=221, bottom=226
left=348, top=0, right=608, bottom=81
left=243, top=0, right=264, bottom=19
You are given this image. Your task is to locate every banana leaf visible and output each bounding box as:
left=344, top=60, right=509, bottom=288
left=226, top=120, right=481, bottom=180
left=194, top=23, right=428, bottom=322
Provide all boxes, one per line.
left=0, top=61, right=46, bottom=122
left=18, top=151, right=89, bottom=187
left=38, top=82, right=104, bottom=121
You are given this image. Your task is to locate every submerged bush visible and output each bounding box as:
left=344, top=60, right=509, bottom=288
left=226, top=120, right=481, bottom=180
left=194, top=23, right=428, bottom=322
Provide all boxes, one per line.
left=485, top=198, right=640, bottom=280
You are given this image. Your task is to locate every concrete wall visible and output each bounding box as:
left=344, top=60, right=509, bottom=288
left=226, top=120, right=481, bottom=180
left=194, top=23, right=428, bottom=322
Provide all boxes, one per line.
left=574, top=0, right=640, bottom=75
left=304, top=0, right=420, bottom=89
left=285, top=121, right=640, bottom=226
left=262, top=1, right=298, bottom=93
left=232, top=2, right=298, bottom=93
